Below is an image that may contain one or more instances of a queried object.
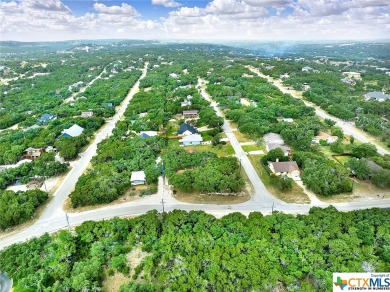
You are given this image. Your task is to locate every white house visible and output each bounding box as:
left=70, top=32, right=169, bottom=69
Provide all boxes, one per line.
left=312, top=132, right=338, bottom=144
left=302, top=66, right=313, bottom=72
left=61, top=124, right=84, bottom=138
left=131, top=171, right=146, bottom=185
left=179, top=134, right=203, bottom=146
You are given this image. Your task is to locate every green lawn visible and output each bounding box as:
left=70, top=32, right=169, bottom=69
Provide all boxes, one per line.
left=242, top=144, right=265, bottom=152
left=180, top=143, right=235, bottom=157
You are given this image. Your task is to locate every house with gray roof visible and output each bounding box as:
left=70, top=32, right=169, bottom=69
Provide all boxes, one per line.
left=177, top=123, right=197, bottom=136
left=266, top=143, right=291, bottom=156
left=38, top=113, right=56, bottom=124
left=364, top=91, right=390, bottom=102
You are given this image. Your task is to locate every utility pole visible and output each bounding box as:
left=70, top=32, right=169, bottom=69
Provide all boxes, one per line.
left=65, top=213, right=71, bottom=232
left=160, top=199, right=166, bottom=213
left=42, top=176, right=47, bottom=193
left=272, top=201, right=275, bottom=214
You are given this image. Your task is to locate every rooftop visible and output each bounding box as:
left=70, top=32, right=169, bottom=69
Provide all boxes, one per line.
left=180, top=134, right=203, bottom=143
left=62, top=124, right=84, bottom=137
left=270, top=161, right=299, bottom=173
left=131, top=171, right=146, bottom=182
left=365, top=91, right=390, bottom=101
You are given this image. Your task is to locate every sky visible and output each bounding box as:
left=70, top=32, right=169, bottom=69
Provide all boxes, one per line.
left=0, top=0, right=389, bottom=42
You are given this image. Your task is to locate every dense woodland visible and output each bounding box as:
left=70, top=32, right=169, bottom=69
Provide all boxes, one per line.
left=251, top=58, right=390, bottom=147
left=0, top=207, right=389, bottom=291
left=70, top=49, right=239, bottom=207
left=0, top=189, right=48, bottom=229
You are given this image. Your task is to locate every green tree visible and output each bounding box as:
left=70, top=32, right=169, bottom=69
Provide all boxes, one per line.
left=346, top=158, right=372, bottom=180
left=351, top=143, right=378, bottom=158
left=371, top=169, right=390, bottom=189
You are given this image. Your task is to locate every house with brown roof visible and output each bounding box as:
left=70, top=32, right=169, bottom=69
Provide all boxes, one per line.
left=183, top=110, right=199, bottom=119
left=81, top=111, right=94, bottom=118
left=23, top=147, right=45, bottom=160
left=269, top=161, right=300, bottom=180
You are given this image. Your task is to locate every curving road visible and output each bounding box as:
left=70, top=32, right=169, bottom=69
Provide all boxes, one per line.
left=1, top=65, right=390, bottom=251
left=247, top=66, right=389, bottom=155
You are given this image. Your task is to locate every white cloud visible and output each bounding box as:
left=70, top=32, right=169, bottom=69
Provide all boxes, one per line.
left=93, top=3, right=139, bottom=16
left=152, top=0, right=181, bottom=8
left=162, top=0, right=390, bottom=40
left=0, top=0, right=389, bottom=41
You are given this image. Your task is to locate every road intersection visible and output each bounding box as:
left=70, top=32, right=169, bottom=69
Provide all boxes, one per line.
left=1, top=65, right=389, bottom=251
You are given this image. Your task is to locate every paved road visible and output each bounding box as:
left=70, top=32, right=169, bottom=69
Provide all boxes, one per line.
left=197, top=78, right=284, bottom=207
left=41, top=63, right=149, bottom=220
left=1, top=66, right=390, bottom=251
left=0, top=273, right=12, bottom=292
left=247, top=66, right=389, bottom=155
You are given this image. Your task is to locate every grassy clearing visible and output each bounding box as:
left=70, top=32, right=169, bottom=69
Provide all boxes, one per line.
left=335, top=156, right=351, bottom=165
left=200, top=131, right=213, bottom=141
left=248, top=154, right=310, bottom=204
left=231, top=129, right=254, bottom=143
left=242, top=144, right=265, bottom=152
left=180, top=143, right=235, bottom=157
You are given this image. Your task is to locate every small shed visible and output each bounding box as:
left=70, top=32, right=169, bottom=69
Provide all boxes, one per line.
left=131, top=171, right=146, bottom=185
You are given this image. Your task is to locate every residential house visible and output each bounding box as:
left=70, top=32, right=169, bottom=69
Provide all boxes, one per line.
left=269, top=161, right=300, bottom=180
left=179, top=134, right=203, bottom=146
left=130, top=171, right=146, bottom=185
left=38, top=113, right=56, bottom=124
left=139, top=131, right=158, bottom=139
left=45, top=146, right=57, bottom=153
left=302, top=66, right=313, bottom=72
left=343, top=72, right=361, bottom=79
left=183, top=110, right=199, bottom=119
left=341, top=78, right=356, bottom=85
left=364, top=91, right=390, bottom=102
left=181, top=100, right=192, bottom=107
left=177, top=123, right=198, bottom=136
left=266, top=143, right=291, bottom=156
left=81, top=111, right=94, bottom=118
left=312, top=132, right=338, bottom=144
left=169, top=73, right=179, bottom=78
left=61, top=124, right=84, bottom=138
left=367, top=161, right=383, bottom=173
left=23, top=147, right=45, bottom=160
left=263, top=133, right=285, bottom=145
